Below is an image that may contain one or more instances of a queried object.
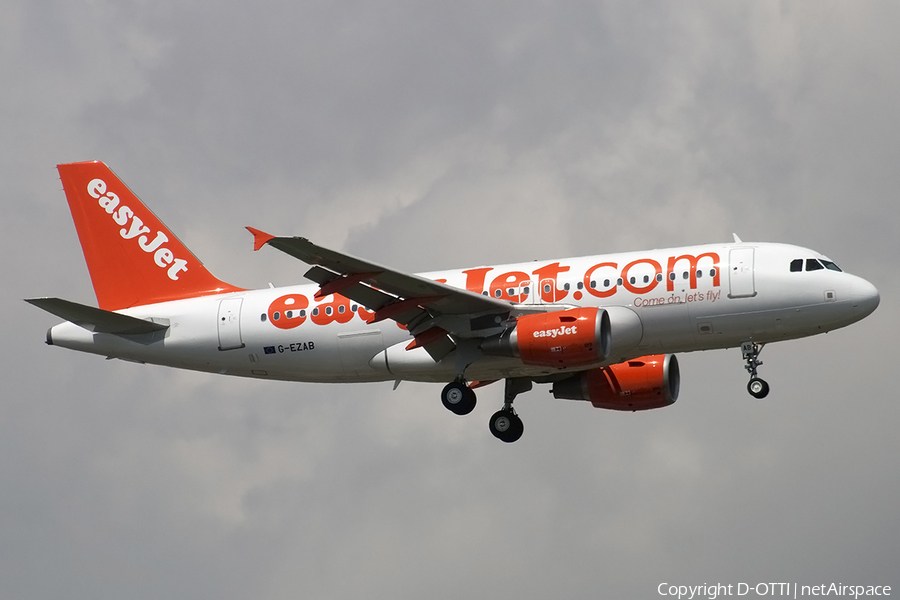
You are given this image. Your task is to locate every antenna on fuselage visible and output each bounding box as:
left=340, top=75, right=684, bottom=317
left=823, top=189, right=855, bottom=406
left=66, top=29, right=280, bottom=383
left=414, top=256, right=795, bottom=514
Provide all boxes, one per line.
left=732, top=233, right=743, bottom=243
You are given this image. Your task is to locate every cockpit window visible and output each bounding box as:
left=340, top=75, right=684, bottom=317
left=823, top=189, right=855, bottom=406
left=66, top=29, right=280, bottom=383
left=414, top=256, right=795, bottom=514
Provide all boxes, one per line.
left=792, top=257, right=842, bottom=273
left=806, top=259, right=824, bottom=271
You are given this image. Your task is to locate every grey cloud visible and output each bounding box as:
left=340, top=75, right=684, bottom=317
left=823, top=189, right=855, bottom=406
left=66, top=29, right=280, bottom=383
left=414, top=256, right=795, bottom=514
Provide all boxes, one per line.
left=2, top=1, right=898, bottom=598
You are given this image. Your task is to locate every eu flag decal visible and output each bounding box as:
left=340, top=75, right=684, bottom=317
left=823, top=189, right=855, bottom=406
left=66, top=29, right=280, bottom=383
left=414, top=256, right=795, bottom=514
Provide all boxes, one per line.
left=264, top=346, right=276, bottom=355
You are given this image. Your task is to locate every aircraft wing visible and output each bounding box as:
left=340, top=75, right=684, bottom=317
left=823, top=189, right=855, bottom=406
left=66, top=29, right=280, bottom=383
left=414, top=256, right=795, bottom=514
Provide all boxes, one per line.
left=247, top=228, right=514, bottom=358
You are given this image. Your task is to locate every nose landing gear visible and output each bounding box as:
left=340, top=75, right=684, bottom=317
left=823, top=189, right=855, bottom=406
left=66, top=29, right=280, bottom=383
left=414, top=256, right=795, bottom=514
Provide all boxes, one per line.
left=741, top=341, right=770, bottom=399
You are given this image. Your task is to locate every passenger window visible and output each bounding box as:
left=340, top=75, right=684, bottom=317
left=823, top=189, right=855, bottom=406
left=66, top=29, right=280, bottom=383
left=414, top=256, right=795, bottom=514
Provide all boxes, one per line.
left=790, top=259, right=803, bottom=272
left=696, top=270, right=702, bottom=279
left=710, top=268, right=717, bottom=277
left=656, top=274, right=663, bottom=282
left=682, top=272, right=689, bottom=280
left=603, top=279, right=610, bottom=287
left=543, top=284, right=551, bottom=294
left=806, top=259, right=824, bottom=271
left=590, top=280, right=597, bottom=289
left=643, top=275, right=650, bottom=284
left=563, top=283, right=570, bottom=291
left=260, top=313, right=267, bottom=322
left=577, top=282, right=583, bottom=290
left=629, top=277, right=636, bottom=284
left=669, top=273, right=676, bottom=281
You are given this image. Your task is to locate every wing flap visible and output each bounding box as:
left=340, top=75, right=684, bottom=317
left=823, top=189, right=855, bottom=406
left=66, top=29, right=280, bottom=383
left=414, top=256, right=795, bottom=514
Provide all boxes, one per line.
left=304, top=266, right=395, bottom=311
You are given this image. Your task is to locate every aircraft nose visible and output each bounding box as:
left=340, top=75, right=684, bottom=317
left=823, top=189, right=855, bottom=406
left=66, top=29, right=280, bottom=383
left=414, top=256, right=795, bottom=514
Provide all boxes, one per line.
left=850, top=276, right=880, bottom=318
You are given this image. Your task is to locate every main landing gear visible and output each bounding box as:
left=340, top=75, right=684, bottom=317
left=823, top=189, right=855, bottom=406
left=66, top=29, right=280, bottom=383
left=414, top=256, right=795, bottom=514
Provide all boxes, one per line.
left=441, top=380, right=477, bottom=415
left=488, top=378, right=530, bottom=443
left=440, top=378, right=530, bottom=442
left=741, top=341, right=770, bottom=399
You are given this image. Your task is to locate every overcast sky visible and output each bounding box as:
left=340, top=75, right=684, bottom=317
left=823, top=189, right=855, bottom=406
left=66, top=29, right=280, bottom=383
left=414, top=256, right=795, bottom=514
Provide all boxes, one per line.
left=3, top=1, right=898, bottom=598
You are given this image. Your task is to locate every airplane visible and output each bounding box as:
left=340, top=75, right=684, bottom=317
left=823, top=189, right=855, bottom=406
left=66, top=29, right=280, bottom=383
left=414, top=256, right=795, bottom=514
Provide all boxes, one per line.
left=26, top=161, right=880, bottom=442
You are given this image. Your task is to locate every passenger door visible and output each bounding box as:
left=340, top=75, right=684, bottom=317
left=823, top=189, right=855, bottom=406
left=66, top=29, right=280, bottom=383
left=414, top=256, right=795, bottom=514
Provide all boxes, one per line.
left=728, top=248, right=756, bottom=298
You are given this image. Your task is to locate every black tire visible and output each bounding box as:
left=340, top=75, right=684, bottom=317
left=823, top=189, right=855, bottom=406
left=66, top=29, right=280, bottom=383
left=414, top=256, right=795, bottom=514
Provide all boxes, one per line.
left=457, top=387, right=477, bottom=415
left=507, top=413, right=524, bottom=442
left=747, top=378, right=770, bottom=399
left=489, top=410, right=524, bottom=443
left=442, top=382, right=476, bottom=415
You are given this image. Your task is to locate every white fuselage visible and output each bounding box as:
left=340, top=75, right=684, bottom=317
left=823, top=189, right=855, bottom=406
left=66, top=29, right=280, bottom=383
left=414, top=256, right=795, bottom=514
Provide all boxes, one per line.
left=47, top=242, right=880, bottom=383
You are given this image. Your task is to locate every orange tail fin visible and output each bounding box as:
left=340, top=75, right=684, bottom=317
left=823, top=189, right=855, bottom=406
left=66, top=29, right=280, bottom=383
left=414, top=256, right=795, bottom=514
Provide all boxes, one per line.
left=58, top=161, right=243, bottom=310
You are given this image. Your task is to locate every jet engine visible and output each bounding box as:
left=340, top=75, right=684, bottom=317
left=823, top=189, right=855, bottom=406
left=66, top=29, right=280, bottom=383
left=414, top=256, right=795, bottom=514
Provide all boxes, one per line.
left=551, top=354, right=680, bottom=411
left=480, top=307, right=609, bottom=367
left=480, top=306, right=643, bottom=368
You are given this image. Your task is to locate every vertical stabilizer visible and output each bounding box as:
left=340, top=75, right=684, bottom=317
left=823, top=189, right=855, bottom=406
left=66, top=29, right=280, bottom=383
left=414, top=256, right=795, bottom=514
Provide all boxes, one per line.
left=57, top=161, right=243, bottom=310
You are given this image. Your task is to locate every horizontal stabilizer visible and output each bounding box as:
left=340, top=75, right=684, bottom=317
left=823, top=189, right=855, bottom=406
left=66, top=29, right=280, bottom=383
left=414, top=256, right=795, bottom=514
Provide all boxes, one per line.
left=25, top=297, right=169, bottom=335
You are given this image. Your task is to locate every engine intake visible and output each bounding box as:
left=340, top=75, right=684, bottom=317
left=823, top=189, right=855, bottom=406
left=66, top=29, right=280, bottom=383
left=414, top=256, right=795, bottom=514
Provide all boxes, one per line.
left=552, top=354, right=680, bottom=411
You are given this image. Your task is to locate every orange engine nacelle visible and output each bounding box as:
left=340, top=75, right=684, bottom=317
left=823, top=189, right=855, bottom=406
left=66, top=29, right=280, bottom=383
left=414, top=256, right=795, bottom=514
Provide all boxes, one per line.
left=480, top=307, right=611, bottom=367
left=551, top=354, right=680, bottom=411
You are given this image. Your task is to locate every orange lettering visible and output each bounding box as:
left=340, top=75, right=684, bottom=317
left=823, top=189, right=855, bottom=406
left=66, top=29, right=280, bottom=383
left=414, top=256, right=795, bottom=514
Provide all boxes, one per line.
left=357, top=305, right=376, bottom=324
left=583, top=262, right=618, bottom=298
left=489, top=271, right=531, bottom=302
left=311, top=294, right=355, bottom=325
left=532, top=262, right=570, bottom=302
left=268, top=294, right=309, bottom=329
left=666, top=253, right=720, bottom=292
left=462, top=267, right=493, bottom=294
left=621, top=258, right=662, bottom=294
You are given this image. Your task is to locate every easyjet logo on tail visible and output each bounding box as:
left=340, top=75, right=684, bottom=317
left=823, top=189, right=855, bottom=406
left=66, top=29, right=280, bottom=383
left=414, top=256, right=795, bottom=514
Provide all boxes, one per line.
left=87, top=178, right=189, bottom=281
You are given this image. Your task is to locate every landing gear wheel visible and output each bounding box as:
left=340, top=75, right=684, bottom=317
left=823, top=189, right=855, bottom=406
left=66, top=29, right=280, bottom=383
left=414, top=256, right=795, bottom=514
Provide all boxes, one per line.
left=747, top=378, right=770, bottom=399
left=489, top=409, right=524, bottom=443
left=741, top=342, right=769, bottom=399
left=441, top=381, right=476, bottom=415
